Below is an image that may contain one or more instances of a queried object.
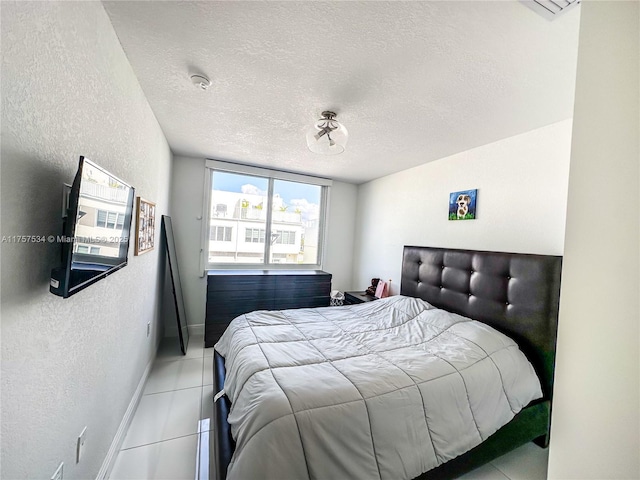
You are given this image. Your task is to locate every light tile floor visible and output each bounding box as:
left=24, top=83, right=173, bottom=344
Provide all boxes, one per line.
left=458, top=442, right=549, bottom=479
left=109, top=333, right=549, bottom=480
left=109, top=333, right=214, bottom=480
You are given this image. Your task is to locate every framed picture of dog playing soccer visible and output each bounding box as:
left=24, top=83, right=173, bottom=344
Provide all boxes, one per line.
left=449, top=189, right=477, bottom=220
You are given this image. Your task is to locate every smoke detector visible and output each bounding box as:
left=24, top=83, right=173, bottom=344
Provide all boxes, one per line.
left=190, top=74, right=211, bottom=91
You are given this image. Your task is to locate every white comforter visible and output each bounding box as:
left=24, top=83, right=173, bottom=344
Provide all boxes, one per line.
left=215, top=295, right=542, bottom=480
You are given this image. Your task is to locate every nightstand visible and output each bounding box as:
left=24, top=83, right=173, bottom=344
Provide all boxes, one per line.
left=344, top=291, right=378, bottom=305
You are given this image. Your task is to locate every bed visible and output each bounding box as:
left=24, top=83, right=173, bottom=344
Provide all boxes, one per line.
left=213, top=246, right=562, bottom=479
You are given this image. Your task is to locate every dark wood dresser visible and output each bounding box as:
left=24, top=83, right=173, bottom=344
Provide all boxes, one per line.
left=205, top=270, right=332, bottom=347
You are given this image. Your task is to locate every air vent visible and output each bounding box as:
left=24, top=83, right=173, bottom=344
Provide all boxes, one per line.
left=521, top=0, right=580, bottom=20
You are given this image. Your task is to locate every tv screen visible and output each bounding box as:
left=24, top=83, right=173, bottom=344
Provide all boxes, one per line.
left=50, top=156, right=135, bottom=298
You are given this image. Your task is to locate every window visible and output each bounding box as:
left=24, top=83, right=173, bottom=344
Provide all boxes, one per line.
left=75, top=245, right=100, bottom=255
left=203, top=160, right=331, bottom=269
left=97, top=210, right=125, bottom=230
left=273, top=230, right=296, bottom=245
left=244, top=228, right=265, bottom=243
left=210, top=226, right=232, bottom=242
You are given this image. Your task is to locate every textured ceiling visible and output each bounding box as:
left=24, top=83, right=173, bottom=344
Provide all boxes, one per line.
left=103, top=1, right=580, bottom=184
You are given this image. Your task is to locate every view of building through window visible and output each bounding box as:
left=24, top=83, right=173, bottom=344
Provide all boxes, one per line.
left=208, top=171, right=323, bottom=266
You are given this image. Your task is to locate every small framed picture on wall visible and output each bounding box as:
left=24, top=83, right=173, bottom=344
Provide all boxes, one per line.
left=135, top=197, right=156, bottom=255
left=449, top=189, right=477, bottom=220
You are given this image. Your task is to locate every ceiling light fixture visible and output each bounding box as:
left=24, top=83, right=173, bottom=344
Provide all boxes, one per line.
left=306, top=111, right=348, bottom=155
left=190, top=74, right=211, bottom=91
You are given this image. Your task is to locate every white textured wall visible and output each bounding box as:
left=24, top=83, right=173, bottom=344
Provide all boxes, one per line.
left=323, top=180, right=358, bottom=292
left=1, top=2, right=172, bottom=479
left=352, top=119, right=573, bottom=293
left=169, top=156, right=358, bottom=327
left=548, top=2, right=640, bottom=478
left=169, top=157, right=207, bottom=328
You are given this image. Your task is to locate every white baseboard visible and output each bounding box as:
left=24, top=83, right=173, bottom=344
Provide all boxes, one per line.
left=195, top=418, right=211, bottom=480
left=188, top=323, right=205, bottom=336
left=96, top=354, right=155, bottom=480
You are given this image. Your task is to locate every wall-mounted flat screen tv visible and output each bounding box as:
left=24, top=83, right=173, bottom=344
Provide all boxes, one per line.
left=50, top=156, right=135, bottom=298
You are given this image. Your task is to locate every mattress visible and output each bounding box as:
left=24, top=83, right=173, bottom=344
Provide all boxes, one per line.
left=215, top=295, right=542, bottom=480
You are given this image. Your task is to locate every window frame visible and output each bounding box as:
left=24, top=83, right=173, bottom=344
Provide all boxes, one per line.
left=201, top=160, right=332, bottom=272
left=210, top=225, right=233, bottom=242
left=96, top=209, right=125, bottom=230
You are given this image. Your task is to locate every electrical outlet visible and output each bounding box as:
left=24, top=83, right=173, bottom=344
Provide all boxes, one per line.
left=51, top=462, right=63, bottom=480
left=146, top=321, right=151, bottom=337
left=76, top=427, right=87, bottom=464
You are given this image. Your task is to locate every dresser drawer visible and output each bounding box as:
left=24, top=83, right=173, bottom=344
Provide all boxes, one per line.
left=205, top=270, right=332, bottom=347
left=274, top=295, right=331, bottom=311
left=207, top=274, right=276, bottom=292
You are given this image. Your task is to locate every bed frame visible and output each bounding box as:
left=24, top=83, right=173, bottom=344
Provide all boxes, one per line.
left=213, top=246, right=562, bottom=480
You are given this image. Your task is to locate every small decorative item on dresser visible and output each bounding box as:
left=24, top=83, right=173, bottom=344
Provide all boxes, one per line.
left=365, top=278, right=381, bottom=296
left=374, top=279, right=390, bottom=298
left=330, top=290, right=345, bottom=306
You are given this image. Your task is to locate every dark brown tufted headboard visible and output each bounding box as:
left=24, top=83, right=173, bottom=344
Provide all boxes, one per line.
left=401, top=246, right=562, bottom=400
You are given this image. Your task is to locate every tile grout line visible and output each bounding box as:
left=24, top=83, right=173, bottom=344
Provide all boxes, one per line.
left=142, top=385, right=205, bottom=397
left=491, top=463, right=512, bottom=480
left=143, top=355, right=205, bottom=396
left=119, top=432, right=201, bottom=452
left=154, top=355, right=207, bottom=364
